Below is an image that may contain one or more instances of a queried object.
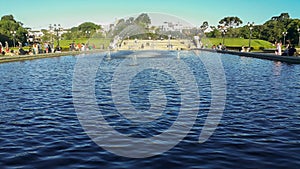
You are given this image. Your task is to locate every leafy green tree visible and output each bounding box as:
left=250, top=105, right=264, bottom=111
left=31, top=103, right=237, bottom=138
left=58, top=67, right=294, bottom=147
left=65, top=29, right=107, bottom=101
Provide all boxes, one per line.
left=107, top=13, right=151, bottom=39
left=252, top=25, right=264, bottom=39
left=260, top=20, right=283, bottom=43
left=107, top=18, right=129, bottom=38
left=78, top=22, right=101, bottom=32
left=286, top=19, right=300, bottom=45
left=257, top=13, right=300, bottom=44
left=0, top=14, right=28, bottom=45
left=41, top=29, right=52, bottom=42
left=278, top=13, right=290, bottom=21
left=200, top=21, right=209, bottom=30
left=61, top=22, right=103, bottom=40
left=1, top=15, right=16, bottom=23
left=235, top=25, right=264, bottom=39
left=226, top=28, right=241, bottom=38
left=78, top=22, right=102, bottom=37
left=134, top=13, right=151, bottom=28
left=206, top=27, right=221, bottom=38
left=219, top=16, right=243, bottom=28
left=126, top=17, right=135, bottom=24
left=260, top=14, right=291, bottom=43
left=61, top=32, right=72, bottom=40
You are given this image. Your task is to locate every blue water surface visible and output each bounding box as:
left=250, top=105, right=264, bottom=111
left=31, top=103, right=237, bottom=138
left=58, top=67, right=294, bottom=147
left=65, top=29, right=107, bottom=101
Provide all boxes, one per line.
left=0, top=51, right=300, bottom=169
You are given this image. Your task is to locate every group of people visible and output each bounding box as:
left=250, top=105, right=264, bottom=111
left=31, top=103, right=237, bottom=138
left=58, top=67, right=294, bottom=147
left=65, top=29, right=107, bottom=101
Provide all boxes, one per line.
left=212, top=43, right=226, bottom=51
left=69, top=42, right=95, bottom=51
left=1, top=40, right=97, bottom=56
left=0, top=40, right=63, bottom=56
left=240, top=46, right=251, bottom=52
left=275, top=41, right=297, bottom=56
left=30, top=42, right=62, bottom=54
left=0, top=41, right=26, bottom=56
left=43, top=42, right=54, bottom=54
left=0, top=41, right=11, bottom=55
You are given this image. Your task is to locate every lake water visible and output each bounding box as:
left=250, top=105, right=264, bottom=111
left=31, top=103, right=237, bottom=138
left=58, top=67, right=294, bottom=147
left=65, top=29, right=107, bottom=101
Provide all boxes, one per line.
left=1, top=51, right=300, bottom=168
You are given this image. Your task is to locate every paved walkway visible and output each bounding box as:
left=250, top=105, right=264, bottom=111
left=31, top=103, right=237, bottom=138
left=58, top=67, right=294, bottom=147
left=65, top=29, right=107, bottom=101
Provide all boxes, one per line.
left=0, top=50, right=104, bottom=64
left=198, top=49, right=300, bottom=64
left=3, top=47, right=298, bottom=65
left=117, top=40, right=193, bottom=50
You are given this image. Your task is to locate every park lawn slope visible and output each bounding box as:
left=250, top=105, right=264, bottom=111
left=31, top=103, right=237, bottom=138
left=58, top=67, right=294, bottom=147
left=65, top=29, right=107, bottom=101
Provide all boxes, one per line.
left=54, top=38, right=111, bottom=51
left=205, top=38, right=274, bottom=50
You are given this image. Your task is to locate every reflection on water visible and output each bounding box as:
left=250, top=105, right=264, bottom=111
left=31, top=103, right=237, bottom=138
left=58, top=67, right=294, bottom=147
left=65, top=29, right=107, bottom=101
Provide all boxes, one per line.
left=273, top=61, right=282, bottom=76
left=0, top=52, right=300, bottom=168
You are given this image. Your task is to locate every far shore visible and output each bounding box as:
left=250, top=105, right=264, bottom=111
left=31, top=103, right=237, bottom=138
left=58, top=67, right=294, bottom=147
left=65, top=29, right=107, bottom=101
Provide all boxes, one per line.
left=0, top=50, right=105, bottom=64
left=0, top=39, right=192, bottom=64
left=117, top=39, right=193, bottom=51
left=198, top=48, right=300, bottom=64
left=0, top=39, right=299, bottom=64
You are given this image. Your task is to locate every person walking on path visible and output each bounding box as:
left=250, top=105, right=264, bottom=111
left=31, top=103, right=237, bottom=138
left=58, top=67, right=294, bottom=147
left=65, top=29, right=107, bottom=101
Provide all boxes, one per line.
left=288, top=45, right=297, bottom=56
left=0, top=42, right=2, bottom=54
left=275, top=41, right=282, bottom=55
left=5, top=41, right=9, bottom=53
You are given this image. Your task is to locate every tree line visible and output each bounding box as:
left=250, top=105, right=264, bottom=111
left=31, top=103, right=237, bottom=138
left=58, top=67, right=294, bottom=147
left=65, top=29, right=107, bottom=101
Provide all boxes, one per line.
left=0, top=13, right=299, bottom=47
left=205, top=13, right=300, bottom=45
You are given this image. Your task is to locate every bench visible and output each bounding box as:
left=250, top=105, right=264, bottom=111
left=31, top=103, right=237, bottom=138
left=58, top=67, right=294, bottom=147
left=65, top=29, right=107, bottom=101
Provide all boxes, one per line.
left=263, top=49, right=276, bottom=53
left=225, top=46, right=254, bottom=52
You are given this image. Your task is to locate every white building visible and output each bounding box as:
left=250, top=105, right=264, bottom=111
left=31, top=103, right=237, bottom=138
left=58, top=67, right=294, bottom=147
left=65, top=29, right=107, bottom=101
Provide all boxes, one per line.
left=204, top=27, right=214, bottom=33
left=27, top=30, right=44, bottom=43
left=28, top=30, right=44, bottom=37
left=160, top=21, right=192, bottom=32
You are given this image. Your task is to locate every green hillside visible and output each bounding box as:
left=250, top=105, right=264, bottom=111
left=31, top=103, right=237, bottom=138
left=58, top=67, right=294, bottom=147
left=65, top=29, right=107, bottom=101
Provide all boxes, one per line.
left=54, top=38, right=111, bottom=50
left=203, top=38, right=274, bottom=50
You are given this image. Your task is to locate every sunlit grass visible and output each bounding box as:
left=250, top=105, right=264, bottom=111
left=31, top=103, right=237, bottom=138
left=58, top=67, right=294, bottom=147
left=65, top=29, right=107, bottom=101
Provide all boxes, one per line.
left=203, top=38, right=274, bottom=50
left=54, top=38, right=111, bottom=50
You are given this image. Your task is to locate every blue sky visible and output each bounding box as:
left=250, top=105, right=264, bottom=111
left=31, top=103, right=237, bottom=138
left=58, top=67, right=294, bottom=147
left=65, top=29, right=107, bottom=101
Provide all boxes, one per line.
left=1, top=0, right=299, bottom=29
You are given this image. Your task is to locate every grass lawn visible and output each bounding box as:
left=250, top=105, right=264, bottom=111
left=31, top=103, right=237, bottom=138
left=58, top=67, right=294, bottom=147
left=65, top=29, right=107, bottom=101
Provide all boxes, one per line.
left=11, top=37, right=277, bottom=52
left=54, top=38, right=111, bottom=50
left=203, top=38, right=274, bottom=50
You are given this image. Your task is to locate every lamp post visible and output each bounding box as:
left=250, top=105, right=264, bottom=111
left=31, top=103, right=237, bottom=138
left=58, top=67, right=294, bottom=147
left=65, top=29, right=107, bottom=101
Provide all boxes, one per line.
left=168, top=34, right=171, bottom=50
left=297, top=28, right=300, bottom=47
left=51, top=24, right=62, bottom=49
left=85, top=30, right=91, bottom=38
left=25, top=33, right=28, bottom=46
left=247, top=22, right=254, bottom=48
left=282, top=32, right=288, bottom=46
left=49, top=24, right=54, bottom=45
left=221, top=28, right=227, bottom=45
left=10, top=31, right=16, bottom=47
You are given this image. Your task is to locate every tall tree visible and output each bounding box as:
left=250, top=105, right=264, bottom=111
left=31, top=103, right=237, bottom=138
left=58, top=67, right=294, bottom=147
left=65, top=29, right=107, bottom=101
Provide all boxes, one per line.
left=278, top=13, right=290, bottom=21
left=259, top=13, right=295, bottom=43
left=126, top=17, right=135, bottom=24
left=0, top=14, right=28, bottom=45
left=1, top=15, right=16, bottom=22
left=286, top=19, right=300, bottom=44
left=260, top=20, right=284, bottom=42
left=200, top=21, right=209, bottom=30
left=219, top=16, right=243, bottom=28
left=78, top=22, right=101, bottom=33
left=206, top=28, right=221, bottom=38
left=134, top=13, right=151, bottom=28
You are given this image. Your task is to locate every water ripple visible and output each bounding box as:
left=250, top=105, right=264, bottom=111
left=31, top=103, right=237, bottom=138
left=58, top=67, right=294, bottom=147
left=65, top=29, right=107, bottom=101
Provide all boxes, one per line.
left=0, top=52, right=300, bottom=168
